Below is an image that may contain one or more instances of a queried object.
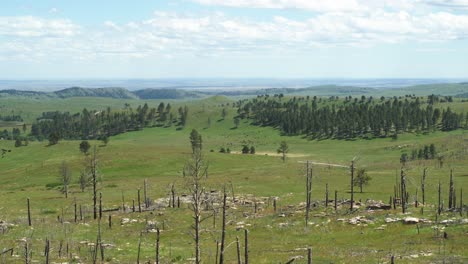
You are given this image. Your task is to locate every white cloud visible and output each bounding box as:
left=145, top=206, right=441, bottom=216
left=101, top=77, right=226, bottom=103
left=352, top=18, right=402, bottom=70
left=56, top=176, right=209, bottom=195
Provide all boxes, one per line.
left=0, top=16, right=79, bottom=37
left=191, top=0, right=468, bottom=11
left=48, top=8, right=59, bottom=14
left=1, top=10, right=468, bottom=62
left=192, top=0, right=363, bottom=12
left=427, top=0, right=468, bottom=8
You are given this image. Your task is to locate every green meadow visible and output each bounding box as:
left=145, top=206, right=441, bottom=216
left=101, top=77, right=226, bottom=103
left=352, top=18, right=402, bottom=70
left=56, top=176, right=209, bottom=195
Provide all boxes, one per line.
left=0, top=95, right=467, bottom=263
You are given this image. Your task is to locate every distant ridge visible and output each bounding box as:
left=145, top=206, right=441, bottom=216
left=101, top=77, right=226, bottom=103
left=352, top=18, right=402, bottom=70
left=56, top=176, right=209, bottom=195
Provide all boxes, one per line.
left=133, top=88, right=202, bottom=99
left=0, top=82, right=467, bottom=99
left=0, top=87, right=203, bottom=99
left=55, top=87, right=137, bottom=99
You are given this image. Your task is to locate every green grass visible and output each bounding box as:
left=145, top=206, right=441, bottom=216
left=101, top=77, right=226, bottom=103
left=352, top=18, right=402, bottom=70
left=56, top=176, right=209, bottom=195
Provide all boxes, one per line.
left=0, top=95, right=467, bottom=263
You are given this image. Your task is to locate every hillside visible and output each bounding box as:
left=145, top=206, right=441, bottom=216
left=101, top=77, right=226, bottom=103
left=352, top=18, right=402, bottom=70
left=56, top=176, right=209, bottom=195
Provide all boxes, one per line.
left=54, top=87, right=138, bottom=99
left=386, top=83, right=468, bottom=96
left=133, top=88, right=202, bottom=99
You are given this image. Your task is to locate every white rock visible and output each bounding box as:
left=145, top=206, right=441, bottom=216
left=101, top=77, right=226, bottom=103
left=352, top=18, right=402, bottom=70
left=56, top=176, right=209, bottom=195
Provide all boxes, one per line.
left=403, top=217, right=420, bottom=224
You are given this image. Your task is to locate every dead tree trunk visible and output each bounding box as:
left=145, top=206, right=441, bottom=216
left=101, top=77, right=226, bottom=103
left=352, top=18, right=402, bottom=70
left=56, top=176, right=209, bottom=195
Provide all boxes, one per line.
left=244, top=229, right=249, bottom=264
left=350, top=161, right=355, bottom=211
left=236, top=236, right=242, bottom=264
left=449, top=169, right=454, bottom=209
left=422, top=168, right=427, bottom=205
left=305, top=161, right=312, bottom=226
left=415, top=189, right=418, bottom=208
left=74, top=199, right=77, bottom=223
left=438, top=181, right=442, bottom=215
left=121, top=191, right=126, bottom=213
left=144, top=179, right=148, bottom=209
left=138, top=189, right=141, bottom=213
left=137, top=232, right=142, bottom=264
left=171, top=184, right=176, bottom=208
left=183, top=149, right=208, bottom=264
left=90, top=146, right=98, bottom=220
left=99, top=192, right=102, bottom=220
left=460, top=188, right=463, bottom=216
left=400, top=167, right=406, bottom=214
left=325, top=183, right=329, bottom=208
left=219, top=188, right=227, bottom=264
left=24, top=240, right=30, bottom=264
left=44, top=238, right=50, bottom=264
left=156, top=228, right=160, bottom=264
left=27, top=198, right=31, bottom=226
left=334, top=190, right=337, bottom=211
left=307, top=247, right=312, bottom=264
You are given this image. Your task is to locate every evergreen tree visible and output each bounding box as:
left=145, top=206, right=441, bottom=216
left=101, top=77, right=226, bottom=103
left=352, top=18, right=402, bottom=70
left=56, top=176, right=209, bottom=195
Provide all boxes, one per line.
left=80, top=140, right=91, bottom=154
left=234, top=117, right=240, bottom=128
left=48, top=132, right=60, bottom=145
left=189, top=129, right=202, bottom=154
left=429, top=144, right=436, bottom=159
left=277, top=141, right=289, bottom=162
left=250, top=146, right=256, bottom=154
left=241, top=145, right=250, bottom=154
left=14, top=138, right=22, bottom=147
left=353, top=168, right=371, bottom=193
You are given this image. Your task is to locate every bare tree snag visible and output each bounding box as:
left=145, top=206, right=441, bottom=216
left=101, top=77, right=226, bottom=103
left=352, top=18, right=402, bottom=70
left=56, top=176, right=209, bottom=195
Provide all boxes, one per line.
left=99, top=192, right=102, bottom=220
left=27, top=198, right=31, bottom=226
left=44, top=238, right=50, bottom=264
left=438, top=181, right=442, bottom=215
left=325, top=183, right=329, bottom=208
left=334, top=191, right=338, bottom=211
left=144, top=179, right=148, bottom=209
left=171, top=184, right=176, bottom=208
left=350, top=160, right=355, bottom=211
left=183, top=147, right=208, bottom=264
left=219, top=188, right=227, bottom=264
left=244, top=229, right=249, bottom=264
left=236, top=236, right=242, bottom=264
left=460, top=188, right=463, bottom=217
left=90, top=146, right=98, bottom=220
left=400, top=167, right=406, bottom=214
left=138, top=189, right=142, bottom=213
left=74, top=199, right=77, bottom=223
left=137, top=232, right=142, bottom=264
left=449, top=169, right=454, bottom=209
left=305, top=161, right=312, bottom=226
left=422, top=168, right=427, bottom=205
left=121, top=191, right=126, bottom=213
left=156, top=228, right=160, bottom=264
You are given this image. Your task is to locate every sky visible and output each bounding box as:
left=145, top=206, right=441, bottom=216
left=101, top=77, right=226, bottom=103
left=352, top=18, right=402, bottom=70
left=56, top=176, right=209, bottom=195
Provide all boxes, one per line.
left=1, top=0, right=468, bottom=79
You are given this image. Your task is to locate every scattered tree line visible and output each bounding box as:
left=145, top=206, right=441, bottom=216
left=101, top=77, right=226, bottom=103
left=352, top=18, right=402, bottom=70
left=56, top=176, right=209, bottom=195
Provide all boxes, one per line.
left=242, top=145, right=256, bottom=154
left=219, top=147, right=231, bottom=153
left=236, top=95, right=467, bottom=139
left=400, top=144, right=438, bottom=165
left=2, top=124, right=29, bottom=147
left=0, top=114, right=23, bottom=122
left=29, top=103, right=189, bottom=142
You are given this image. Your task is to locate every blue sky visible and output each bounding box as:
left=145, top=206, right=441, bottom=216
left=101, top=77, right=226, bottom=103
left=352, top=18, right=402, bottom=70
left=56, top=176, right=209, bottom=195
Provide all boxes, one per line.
left=1, top=0, right=468, bottom=79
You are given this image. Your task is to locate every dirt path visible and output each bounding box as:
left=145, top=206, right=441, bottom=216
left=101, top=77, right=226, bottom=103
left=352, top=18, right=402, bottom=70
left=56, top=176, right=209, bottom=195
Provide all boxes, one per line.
left=298, top=161, right=349, bottom=168
left=230, top=151, right=348, bottom=168
left=230, top=151, right=309, bottom=158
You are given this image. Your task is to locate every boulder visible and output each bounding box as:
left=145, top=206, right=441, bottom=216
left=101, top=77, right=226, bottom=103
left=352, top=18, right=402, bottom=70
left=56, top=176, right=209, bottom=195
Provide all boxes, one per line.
left=404, top=217, right=420, bottom=224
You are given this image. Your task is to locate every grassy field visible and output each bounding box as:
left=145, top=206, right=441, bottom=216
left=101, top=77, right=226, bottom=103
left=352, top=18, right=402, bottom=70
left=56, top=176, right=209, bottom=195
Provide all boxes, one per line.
left=0, top=95, right=467, bottom=263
